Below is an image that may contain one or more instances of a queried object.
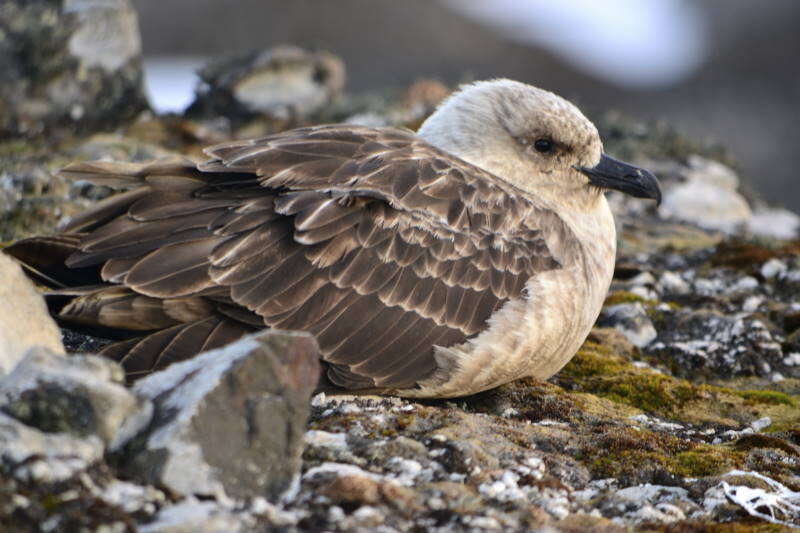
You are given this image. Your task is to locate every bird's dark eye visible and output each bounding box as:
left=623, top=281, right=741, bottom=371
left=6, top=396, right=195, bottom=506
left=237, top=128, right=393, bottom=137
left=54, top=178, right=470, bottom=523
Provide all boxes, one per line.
left=533, top=138, right=554, bottom=154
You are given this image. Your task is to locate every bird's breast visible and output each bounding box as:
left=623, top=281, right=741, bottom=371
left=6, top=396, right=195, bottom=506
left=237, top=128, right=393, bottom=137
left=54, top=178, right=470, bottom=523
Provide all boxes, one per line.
left=403, top=200, right=616, bottom=398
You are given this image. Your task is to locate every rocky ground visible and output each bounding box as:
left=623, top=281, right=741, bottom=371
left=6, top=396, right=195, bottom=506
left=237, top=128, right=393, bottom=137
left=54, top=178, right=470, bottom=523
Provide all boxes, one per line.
left=2, top=2, right=800, bottom=531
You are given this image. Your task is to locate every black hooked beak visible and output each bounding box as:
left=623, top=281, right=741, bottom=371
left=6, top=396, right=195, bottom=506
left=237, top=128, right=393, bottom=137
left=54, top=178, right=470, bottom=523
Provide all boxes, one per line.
left=576, top=154, right=662, bottom=206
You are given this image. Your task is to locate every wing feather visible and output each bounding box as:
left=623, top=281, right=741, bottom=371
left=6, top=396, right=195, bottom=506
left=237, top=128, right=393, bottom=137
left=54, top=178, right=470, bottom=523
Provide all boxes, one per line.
left=124, top=238, right=220, bottom=297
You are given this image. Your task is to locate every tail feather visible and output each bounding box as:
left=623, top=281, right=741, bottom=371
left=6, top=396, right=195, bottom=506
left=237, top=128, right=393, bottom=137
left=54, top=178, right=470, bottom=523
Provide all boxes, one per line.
left=101, top=316, right=255, bottom=382
left=6, top=156, right=263, bottom=382
left=57, top=156, right=198, bottom=188
left=57, top=157, right=203, bottom=234
left=3, top=235, right=98, bottom=288
left=63, top=187, right=151, bottom=233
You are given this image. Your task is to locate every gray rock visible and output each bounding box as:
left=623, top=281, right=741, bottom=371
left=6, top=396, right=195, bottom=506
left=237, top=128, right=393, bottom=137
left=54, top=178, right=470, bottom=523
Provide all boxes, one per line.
left=0, top=411, right=103, bottom=483
left=612, top=271, right=659, bottom=301
left=648, top=311, right=787, bottom=379
left=0, top=346, right=138, bottom=444
left=660, top=156, right=752, bottom=233
left=0, top=253, right=64, bottom=376
left=187, top=45, right=345, bottom=123
left=761, top=258, right=788, bottom=280
left=91, top=480, right=167, bottom=515
left=138, top=498, right=249, bottom=533
left=345, top=79, right=450, bottom=129
left=119, top=330, right=320, bottom=500
left=65, top=0, right=141, bottom=72
left=658, top=271, right=690, bottom=296
left=748, top=207, right=800, bottom=240
left=598, top=302, right=657, bottom=348
left=0, top=0, right=148, bottom=138
left=589, top=483, right=699, bottom=524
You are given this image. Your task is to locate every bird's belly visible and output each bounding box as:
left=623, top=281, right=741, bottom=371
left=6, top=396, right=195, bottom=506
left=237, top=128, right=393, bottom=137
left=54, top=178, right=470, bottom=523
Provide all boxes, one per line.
left=403, top=264, right=610, bottom=398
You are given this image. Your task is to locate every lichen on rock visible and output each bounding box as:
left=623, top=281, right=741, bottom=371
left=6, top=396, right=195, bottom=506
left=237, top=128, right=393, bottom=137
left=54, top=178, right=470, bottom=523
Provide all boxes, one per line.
left=0, top=0, right=149, bottom=139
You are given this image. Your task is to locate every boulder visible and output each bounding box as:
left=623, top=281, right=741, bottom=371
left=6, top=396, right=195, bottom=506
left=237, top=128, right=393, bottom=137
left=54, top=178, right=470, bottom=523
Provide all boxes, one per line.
left=138, top=498, right=249, bottom=533
left=186, top=45, right=345, bottom=125
left=0, top=253, right=64, bottom=376
left=0, top=0, right=148, bottom=138
left=0, top=411, right=103, bottom=483
left=748, top=207, right=800, bottom=240
left=660, top=156, right=752, bottom=234
left=117, top=330, right=320, bottom=501
left=0, top=346, right=138, bottom=444
left=648, top=310, right=787, bottom=379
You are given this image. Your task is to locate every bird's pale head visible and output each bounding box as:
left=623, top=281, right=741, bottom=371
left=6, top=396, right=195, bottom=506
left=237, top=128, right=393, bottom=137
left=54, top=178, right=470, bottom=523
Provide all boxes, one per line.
left=418, top=79, right=660, bottom=208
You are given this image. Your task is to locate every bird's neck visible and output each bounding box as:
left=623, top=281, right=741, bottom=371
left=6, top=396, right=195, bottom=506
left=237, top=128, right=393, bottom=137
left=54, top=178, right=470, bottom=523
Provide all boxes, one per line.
left=558, top=192, right=617, bottom=284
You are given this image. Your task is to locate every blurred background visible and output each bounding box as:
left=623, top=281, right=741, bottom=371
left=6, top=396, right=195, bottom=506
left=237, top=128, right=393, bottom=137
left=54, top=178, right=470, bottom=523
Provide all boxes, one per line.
left=131, top=0, right=800, bottom=211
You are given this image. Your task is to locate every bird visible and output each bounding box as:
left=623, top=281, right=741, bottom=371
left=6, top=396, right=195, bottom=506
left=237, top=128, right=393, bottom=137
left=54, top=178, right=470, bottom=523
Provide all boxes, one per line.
left=5, top=79, right=661, bottom=398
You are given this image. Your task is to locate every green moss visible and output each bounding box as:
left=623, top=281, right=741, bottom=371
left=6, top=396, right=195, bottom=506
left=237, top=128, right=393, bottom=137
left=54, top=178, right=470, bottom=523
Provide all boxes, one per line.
left=557, top=336, right=800, bottom=430
left=558, top=340, right=707, bottom=417
left=40, top=494, right=61, bottom=512
left=733, top=434, right=800, bottom=456
left=580, top=426, right=744, bottom=480
left=462, top=378, right=588, bottom=424
left=753, top=402, right=800, bottom=435
left=645, top=301, right=681, bottom=324
left=558, top=340, right=628, bottom=378
left=0, top=139, right=38, bottom=157
left=765, top=420, right=800, bottom=434
left=733, top=390, right=796, bottom=407
left=672, top=447, right=742, bottom=477
left=603, top=290, right=654, bottom=307
left=606, top=375, right=697, bottom=413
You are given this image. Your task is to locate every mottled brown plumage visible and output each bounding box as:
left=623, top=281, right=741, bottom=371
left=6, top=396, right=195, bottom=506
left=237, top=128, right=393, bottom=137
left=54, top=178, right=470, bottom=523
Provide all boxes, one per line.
left=6, top=79, right=660, bottom=396
left=10, top=124, right=565, bottom=388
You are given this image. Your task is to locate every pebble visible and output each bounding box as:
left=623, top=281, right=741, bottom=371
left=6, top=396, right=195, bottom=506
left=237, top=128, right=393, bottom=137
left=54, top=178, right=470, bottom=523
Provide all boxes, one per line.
left=305, top=430, right=348, bottom=450
left=598, top=303, right=657, bottom=348
left=742, top=296, right=763, bottom=312
left=783, top=353, right=800, bottom=366
left=0, top=412, right=103, bottom=483
left=659, top=271, right=690, bottom=295
left=761, top=258, right=788, bottom=280
left=748, top=208, right=800, bottom=240
left=751, top=417, right=772, bottom=432
left=0, top=347, right=138, bottom=444
left=731, top=276, right=759, bottom=292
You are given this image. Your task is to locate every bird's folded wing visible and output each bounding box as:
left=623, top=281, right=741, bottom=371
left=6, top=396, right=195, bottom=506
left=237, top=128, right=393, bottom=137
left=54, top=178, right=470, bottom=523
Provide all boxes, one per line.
left=59, top=125, right=574, bottom=389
